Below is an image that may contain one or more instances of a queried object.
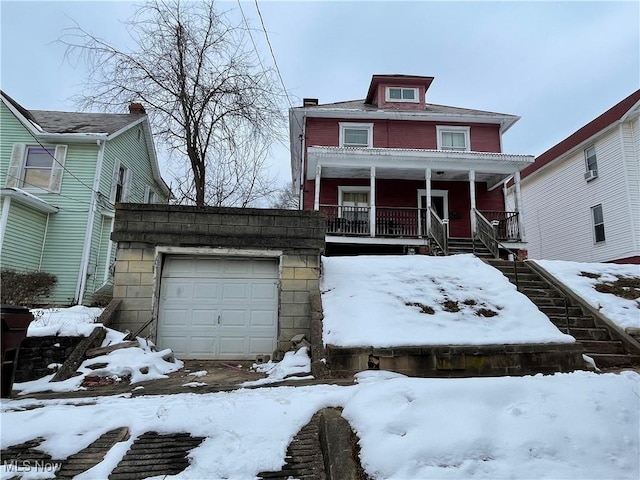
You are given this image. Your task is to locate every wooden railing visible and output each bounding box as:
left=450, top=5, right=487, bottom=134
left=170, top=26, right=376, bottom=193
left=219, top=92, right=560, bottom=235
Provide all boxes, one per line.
left=478, top=211, right=520, bottom=241
left=322, top=205, right=370, bottom=235
left=474, top=209, right=499, bottom=258
left=376, top=207, right=419, bottom=237
left=429, top=207, right=448, bottom=256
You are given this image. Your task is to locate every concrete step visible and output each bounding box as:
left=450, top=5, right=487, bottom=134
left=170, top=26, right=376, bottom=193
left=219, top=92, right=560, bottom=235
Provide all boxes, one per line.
left=589, top=353, right=640, bottom=368
left=549, top=316, right=599, bottom=329
left=558, top=327, right=612, bottom=341
left=579, top=340, right=626, bottom=355
left=523, top=296, right=568, bottom=307
left=537, top=305, right=585, bottom=317
left=520, top=288, right=564, bottom=298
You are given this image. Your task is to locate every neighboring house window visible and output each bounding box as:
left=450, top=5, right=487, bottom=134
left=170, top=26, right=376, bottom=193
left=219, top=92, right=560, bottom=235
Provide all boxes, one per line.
left=109, top=160, right=132, bottom=203
left=144, top=185, right=158, bottom=203
left=585, top=146, right=598, bottom=171
left=5, top=143, right=67, bottom=193
left=437, top=126, right=470, bottom=151
left=339, top=123, right=373, bottom=148
left=339, top=186, right=370, bottom=222
left=591, top=204, right=605, bottom=243
left=386, top=87, right=419, bottom=103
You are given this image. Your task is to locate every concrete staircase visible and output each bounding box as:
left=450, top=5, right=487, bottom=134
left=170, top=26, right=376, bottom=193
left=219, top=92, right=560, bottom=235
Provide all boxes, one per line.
left=432, top=238, right=494, bottom=257
left=486, top=259, right=640, bottom=369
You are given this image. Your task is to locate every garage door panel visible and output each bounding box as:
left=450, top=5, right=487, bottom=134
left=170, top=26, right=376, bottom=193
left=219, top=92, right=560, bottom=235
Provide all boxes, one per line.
left=158, top=256, right=278, bottom=360
left=250, top=310, right=277, bottom=327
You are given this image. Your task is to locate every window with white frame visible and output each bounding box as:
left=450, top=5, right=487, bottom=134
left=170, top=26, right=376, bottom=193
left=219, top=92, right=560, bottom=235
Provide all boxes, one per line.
left=585, top=146, right=598, bottom=172
left=109, top=159, right=132, bottom=203
left=339, top=187, right=370, bottom=222
left=385, top=87, right=419, bottom=103
left=339, top=123, right=373, bottom=148
left=5, top=143, right=67, bottom=192
left=591, top=204, right=605, bottom=243
left=437, top=126, right=470, bottom=151
left=144, top=185, right=158, bottom=203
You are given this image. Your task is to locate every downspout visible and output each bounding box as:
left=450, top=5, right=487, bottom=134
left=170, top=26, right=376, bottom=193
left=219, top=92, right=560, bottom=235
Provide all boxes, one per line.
left=75, top=138, right=106, bottom=304
left=38, top=212, right=51, bottom=270
left=299, top=113, right=306, bottom=209
left=0, top=197, right=11, bottom=251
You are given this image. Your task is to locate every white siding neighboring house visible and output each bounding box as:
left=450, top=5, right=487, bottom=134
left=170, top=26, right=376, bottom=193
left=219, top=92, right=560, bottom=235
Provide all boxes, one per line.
left=508, top=90, right=640, bottom=264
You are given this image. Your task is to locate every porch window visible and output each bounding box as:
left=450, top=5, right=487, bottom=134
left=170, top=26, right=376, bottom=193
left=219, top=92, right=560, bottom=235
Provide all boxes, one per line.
left=339, top=187, right=370, bottom=221
left=437, top=126, right=470, bottom=151
left=591, top=204, right=605, bottom=243
left=386, top=87, right=419, bottom=103
left=585, top=146, right=598, bottom=172
left=339, top=123, right=373, bottom=148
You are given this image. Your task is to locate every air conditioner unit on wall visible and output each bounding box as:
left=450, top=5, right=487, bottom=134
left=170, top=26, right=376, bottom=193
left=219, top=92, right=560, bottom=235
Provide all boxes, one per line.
left=584, top=170, right=598, bottom=182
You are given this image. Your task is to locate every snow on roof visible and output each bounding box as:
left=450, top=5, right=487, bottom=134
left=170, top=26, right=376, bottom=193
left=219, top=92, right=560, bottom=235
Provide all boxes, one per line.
left=320, top=254, right=574, bottom=347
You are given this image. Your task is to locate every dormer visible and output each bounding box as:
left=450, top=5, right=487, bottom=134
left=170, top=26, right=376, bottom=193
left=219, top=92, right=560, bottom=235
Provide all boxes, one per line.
left=365, top=74, right=434, bottom=110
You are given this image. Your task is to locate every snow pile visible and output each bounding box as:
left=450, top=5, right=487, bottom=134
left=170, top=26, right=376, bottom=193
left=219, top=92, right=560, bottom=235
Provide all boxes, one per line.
left=344, top=371, right=640, bottom=480
left=13, top=327, right=183, bottom=395
left=28, top=305, right=104, bottom=337
left=2, top=371, right=638, bottom=479
left=243, top=347, right=313, bottom=387
left=533, top=259, right=640, bottom=331
left=321, top=255, right=574, bottom=347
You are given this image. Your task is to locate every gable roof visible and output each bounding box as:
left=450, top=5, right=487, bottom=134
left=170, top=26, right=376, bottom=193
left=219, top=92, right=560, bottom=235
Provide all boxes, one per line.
left=1, top=90, right=144, bottom=135
left=521, top=89, right=640, bottom=180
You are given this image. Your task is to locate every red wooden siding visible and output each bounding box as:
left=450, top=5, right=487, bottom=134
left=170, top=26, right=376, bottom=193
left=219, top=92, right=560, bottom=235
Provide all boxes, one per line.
left=305, top=118, right=501, bottom=152
left=304, top=178, right=505, bottom=238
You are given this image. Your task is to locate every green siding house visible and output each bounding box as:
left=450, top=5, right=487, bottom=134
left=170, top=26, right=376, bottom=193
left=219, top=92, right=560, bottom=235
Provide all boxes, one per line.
left=0, top=92, right=171, bottom=305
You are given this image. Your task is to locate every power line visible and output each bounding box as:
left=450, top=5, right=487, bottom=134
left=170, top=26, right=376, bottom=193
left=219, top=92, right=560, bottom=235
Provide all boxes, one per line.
left=4, top=172, right=96, bottom=208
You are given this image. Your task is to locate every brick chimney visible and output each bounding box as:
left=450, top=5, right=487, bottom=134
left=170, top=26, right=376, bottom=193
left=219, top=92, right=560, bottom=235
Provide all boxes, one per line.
left=129, top=102, right=146, bottom=114
left=303, top=98, right=318, bottom=107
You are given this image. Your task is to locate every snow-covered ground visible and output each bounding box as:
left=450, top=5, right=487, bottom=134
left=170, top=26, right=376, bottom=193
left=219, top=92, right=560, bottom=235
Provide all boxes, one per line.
left=28, top=305, right=104, bottom=337
left=321, top=255, right=574, bottom=347
left=2, top=371, right=638, bottom=479
left=533, top=259, right=640, bottom=331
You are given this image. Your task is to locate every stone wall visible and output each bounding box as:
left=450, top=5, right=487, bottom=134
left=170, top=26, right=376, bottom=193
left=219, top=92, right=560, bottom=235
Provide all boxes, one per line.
left=111, top=204, right=325, bottom=352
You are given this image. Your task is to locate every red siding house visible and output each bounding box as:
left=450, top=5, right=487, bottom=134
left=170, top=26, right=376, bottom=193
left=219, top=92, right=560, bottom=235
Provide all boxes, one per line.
left=289, top=75, right=534, bottom=256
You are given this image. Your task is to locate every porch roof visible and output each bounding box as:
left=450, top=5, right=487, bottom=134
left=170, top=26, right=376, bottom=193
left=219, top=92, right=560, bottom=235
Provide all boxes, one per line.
left=307, top=146, right=534, bottom=187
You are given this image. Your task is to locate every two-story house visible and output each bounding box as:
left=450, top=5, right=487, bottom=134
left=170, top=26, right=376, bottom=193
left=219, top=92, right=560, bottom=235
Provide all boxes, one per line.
left=508, top=89, right=640, bottom=264
left=289, top=74, right=534, bottom=257
left=0, top=91, right=171, bottom=305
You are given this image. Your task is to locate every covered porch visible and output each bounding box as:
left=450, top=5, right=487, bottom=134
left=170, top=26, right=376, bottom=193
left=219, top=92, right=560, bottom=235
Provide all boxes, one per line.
left=306, top=146, right=534, bottom=254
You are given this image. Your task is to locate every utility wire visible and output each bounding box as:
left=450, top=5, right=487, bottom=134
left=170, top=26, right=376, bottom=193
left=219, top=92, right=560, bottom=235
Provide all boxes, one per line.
left=4, top=172, right=94, bottom=210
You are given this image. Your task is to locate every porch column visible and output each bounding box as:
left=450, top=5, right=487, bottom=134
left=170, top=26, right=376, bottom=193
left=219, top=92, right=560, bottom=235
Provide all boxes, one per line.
left=425, top=168, right=432, bottom=236
left=469, top=170, right=477, bottom=234
left=513, top=171, right=526, bottom=242
left=313, top=164, right=321, bottom=211
left=370, top=166, right=376, bottom=237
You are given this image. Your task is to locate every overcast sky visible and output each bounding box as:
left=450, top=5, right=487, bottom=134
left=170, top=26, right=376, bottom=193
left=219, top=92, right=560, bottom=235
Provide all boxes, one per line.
left=1, top=1, right=638, bottom=188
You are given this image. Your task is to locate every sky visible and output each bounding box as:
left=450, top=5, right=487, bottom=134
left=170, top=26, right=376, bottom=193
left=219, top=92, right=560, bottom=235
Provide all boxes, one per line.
left=1, top=0, right=639, bottom=190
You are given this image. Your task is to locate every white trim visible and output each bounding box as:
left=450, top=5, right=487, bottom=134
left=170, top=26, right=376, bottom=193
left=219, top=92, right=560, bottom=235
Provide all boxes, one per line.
left=339, top=122, right=373, bottom=148
left=338, top=186, right=371, bottom=207
left=385, top=87, right=419, bottom=103
left=156, top=246, right=284, bottom=257
left=591, top=203, right=606, bottom=244
left=0, top=188, right=59, bottom=213
left=38, top=213, right=51, bottom=270
left=326, top=235, right=428, bottom=246
left=436, top=125, right=471, bottom=151
left=417, top=189, right=449, bottom=218
left=103, top=216, right=115, bottom=284
left=583, top=144, right=598, bottom=172
left=0, top=197, right=11, bottom=250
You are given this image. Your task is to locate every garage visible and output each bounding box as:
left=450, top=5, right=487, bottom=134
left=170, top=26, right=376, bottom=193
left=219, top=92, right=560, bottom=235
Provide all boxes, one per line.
left=157, top=256, right=279, bottom=360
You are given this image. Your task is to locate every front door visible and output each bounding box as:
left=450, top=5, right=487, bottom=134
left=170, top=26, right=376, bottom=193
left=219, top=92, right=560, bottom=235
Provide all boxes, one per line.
left=418, top=190, right=448, bottom=235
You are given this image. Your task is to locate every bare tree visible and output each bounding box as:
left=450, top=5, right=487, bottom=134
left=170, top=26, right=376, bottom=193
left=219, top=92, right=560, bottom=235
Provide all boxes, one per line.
left=270, top=181, right=299, bottom=210
left=61, top=0, right=285, bottom=206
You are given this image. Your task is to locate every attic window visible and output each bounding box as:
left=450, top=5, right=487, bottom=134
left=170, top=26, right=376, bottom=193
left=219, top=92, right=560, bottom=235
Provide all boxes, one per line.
left=385, top=87, right=419, bottom=103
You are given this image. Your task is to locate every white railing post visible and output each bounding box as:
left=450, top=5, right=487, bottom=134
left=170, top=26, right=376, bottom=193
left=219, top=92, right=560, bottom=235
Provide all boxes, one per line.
left=314, top=164, right=321, bottom=211
left=370, top=166, right=376, bottom=237
left=425, top=168, right=432, bottom=237
left=514, top=171, right=526, bottom=242
left=469, top=170, right=477, bottom=235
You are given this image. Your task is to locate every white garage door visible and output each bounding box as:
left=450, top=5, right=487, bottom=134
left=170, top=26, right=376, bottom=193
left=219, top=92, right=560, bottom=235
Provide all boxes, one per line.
left=157, top=256, right=278, bottom=360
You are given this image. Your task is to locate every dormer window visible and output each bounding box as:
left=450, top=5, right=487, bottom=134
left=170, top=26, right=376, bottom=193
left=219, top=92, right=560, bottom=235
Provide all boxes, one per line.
left=339, top=123, right=373, bottom=148
left=437, top=126, right=470, bottom=151
left=385, top=87, right=419, bottom=103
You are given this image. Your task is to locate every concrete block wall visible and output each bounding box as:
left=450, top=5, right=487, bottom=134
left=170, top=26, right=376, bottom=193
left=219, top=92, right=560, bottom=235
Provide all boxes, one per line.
left=111, top=204, right=326, bottom=351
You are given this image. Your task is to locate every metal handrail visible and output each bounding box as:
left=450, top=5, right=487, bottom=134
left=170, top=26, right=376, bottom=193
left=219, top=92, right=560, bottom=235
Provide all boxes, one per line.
left=429, top=207, right=448, bottom=256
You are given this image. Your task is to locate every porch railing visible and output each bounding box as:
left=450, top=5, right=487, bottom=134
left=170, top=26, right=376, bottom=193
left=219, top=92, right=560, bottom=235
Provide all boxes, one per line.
left=376, top=207, right=419, bottom=237
left=478, top=211, right=520, bottom=241
left=429, top=207, right=448, bottom=255
left=474, top=209, right=499, bottom=258
left=322, top=205, right=370, bottom=235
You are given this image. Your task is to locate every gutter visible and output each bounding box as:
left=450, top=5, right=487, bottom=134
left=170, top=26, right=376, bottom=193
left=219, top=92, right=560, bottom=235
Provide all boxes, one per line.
left=75, top=139, right=106, bottom=304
